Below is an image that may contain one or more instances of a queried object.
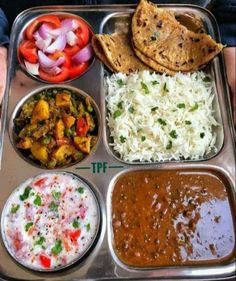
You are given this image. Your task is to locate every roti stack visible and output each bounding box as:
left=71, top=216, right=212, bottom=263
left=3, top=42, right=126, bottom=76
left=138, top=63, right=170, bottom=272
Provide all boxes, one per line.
left=92, top=0, right=223, bottom=75
left=132, top=0, right=223, bottom=72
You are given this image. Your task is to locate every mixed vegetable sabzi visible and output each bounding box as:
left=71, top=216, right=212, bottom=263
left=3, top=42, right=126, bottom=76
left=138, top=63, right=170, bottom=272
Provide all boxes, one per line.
left=14, top=88, right=98, bottom=168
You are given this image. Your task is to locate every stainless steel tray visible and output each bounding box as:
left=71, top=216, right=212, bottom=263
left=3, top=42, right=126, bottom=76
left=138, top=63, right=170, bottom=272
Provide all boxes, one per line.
left=0, top=4, right=235, bottom=281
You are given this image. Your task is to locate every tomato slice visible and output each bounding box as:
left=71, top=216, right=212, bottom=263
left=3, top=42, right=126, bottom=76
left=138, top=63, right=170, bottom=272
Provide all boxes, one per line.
left=75, top=19, right=90, bottom=47
left=39, top=254, right=51, bottom=268
left=68, top=229, right=81, bottom=244
left=34, top=177, right=47, bottom=188
left=63, top=238, right=71, bottom=252
left=64, top=44, right=81, bottom=57
left=49, top=51, right=71, bottom=68
left=19, top=40, right=38, bottom=63
left=12, top=232, right=22, bottom=252
left=69, top=62, right=89, bottom=79
left=76, top=117, right=89, bottom=137
left=26, top=15, right=61, bottom=40
left=39, top=67, right=69, bottom=83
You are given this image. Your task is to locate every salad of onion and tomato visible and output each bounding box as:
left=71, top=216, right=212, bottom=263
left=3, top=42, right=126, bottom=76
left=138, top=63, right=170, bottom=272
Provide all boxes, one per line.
left=18, top=14, right=94, bottom=83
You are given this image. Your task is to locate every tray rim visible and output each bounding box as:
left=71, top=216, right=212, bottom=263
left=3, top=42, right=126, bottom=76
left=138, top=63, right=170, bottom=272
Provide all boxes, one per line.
left=0, top=3, right=235, bottom=281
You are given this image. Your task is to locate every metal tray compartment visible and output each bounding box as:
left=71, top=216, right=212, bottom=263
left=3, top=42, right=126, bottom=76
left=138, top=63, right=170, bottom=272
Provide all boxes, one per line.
left=0, top=4, right=235, bottom=281
left=101, top=11, right=224, bottom=165
left=107, top=166, right=236, bottom=275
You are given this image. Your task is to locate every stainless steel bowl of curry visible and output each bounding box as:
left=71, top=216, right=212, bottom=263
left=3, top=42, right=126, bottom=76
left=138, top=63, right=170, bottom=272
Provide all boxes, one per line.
left=108, top=168, right=236, bottom=269
left=9, top=85, right=101, bottom=169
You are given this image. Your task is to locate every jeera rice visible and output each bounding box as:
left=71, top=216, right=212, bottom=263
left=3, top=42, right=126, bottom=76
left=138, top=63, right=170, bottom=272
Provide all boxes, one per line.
left=105, top=71, right=218, bottom=162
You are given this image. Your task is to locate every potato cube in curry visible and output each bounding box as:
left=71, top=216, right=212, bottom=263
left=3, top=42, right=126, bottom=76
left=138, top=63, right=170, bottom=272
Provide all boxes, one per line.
left=55, top=119, right=65, bottom=139
left=62, top=115, right=76, bottom=128
left=31, top=100, right=50, bottom=124
left=31, top=142, right=48, bottom=162
left=53, top=144, right=76, bottom=162
left=55, top=92, right=72, bottom=108
left=16, top=137, right=33, bottom=149
left=74, top=136, right=91, bottom=154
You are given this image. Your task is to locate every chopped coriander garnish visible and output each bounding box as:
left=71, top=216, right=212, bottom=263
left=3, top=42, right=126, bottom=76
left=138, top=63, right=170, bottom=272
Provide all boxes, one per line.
left=52, top=190, right=61, bottom=200
left=177, top=103, right=185, bottom=109
left=189, top=103, right=199, bottom=112
left=34, top=195, right=42, bottom=206
left=200, top=132, right=205, bottom=138
left=169, top=130, right=178, bottom=139
left=117, top=79, right=124, bottom=87
left=117, top=101, right=123, bottom=109
left=11, top=204, right=20, bottom=214
left=202, top=76, right=211, bottom=82
left=152, top=80, right=159, bottom=85
left=51, top=240, right=63, bottom=255
left=76, top=187, right=84, bottom=194
left=141, top=81, right=149, bottom=94
left=141, top=136, right=146, bottom=142
left=85, top=223, right=91, bottom=232
left=166, top=140, right=173, bottom=150
left=72, top=219, right=80, bottom=228
left=20, top=186, right=32, bottom=201
left=35, top=236, right=46, bottom=246
left=157, top=118, right=167, bottom=126
left=185, top=120, right=192, bottom=125
left=113, top=110, right=122, bottom=119
left=128, top=106, right=134, bottom=113
left=49, top=201, right=59, bottom=212
left=41, top=135, right=52, bottom=145
left=120, top=136, right=127, bottom=143
left=151, top=106, right=159, bottom=112
left=25, top=222, right=33, bottom=232
left=163, top=82, right=169, bottom=92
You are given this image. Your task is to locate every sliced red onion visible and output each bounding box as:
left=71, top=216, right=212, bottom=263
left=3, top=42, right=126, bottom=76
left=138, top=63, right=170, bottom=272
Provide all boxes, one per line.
left=72, top=43, right=94, bottom=64
left=61, top=19, right=79, bottom=31
left=48, top=19, right=79, bottom=37
left=66, top=31, right=78, bottom=46
left=47, top=28, right=62, bottom=38
left=24, top=60, right=39, bottom=75
left=35, top=37, right=52, bottom=52
left=41, top=66, right=62, bottom=75
left=45, top=34, right=67, bottom=54
left=38, top=23, right=54, bottom=39
left=33, top=31, right=43, bottom=42
left=38, top=50, right=65, bottom=68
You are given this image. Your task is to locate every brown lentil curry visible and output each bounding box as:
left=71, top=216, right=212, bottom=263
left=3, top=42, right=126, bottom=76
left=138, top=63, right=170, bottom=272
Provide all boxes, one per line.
left=112, top=170, right=235, bottom=267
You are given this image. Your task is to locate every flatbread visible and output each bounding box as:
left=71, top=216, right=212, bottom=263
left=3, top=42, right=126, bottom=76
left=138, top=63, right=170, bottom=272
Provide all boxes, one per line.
left=132, top=0, right=223, bottom=72
left=91, top=36, right=115, bottom=72
left=92, top=33, right=149, bottom=74
left=133, top=45, right=176, bottom=76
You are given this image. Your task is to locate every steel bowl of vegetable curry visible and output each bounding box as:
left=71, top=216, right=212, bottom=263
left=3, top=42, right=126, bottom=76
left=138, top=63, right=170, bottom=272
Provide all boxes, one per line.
left=10, top=85, right=100, bottom=168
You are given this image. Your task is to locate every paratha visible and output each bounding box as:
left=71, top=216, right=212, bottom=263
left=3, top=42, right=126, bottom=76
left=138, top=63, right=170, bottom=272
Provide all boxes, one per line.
left=92, top=33, right=149, bottom=73
left=133, top=45, right=176, bottom=76
left=91, top=36, right=115, bottom=72
left=132, top=0, right=223, bottom=72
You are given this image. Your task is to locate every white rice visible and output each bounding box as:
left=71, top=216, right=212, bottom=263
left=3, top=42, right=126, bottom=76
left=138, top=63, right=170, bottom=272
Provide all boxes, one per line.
left=105, top=71, right=218, bottom=162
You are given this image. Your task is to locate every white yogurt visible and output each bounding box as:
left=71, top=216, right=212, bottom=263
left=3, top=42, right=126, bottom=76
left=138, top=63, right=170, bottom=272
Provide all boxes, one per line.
left=1, top=173, right=99, bottom=271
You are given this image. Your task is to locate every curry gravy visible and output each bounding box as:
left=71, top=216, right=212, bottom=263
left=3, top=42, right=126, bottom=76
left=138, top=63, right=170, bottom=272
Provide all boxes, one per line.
left=112, top=170, right=235, bottom=267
